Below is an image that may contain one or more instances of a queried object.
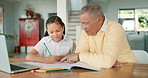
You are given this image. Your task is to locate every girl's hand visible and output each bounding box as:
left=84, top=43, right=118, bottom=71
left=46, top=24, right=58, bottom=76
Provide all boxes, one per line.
left=43, top=56, right=57, bottom=64
left=43, top=56, right=64, bottom=64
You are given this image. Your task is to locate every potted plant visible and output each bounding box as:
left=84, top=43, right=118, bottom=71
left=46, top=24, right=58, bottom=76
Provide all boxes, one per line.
left=0, top=33, right=17, bottom=57
left=0, top=33, right=16, bottom=40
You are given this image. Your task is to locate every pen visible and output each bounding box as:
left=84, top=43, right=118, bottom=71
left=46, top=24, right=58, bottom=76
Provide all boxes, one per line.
left=31, top=69, right=70, bottom=73
left=43, top=43, right=51, bottom=55
left=46, top=69, right=70, bottom=72
left=31, top=70, right=46, bottom=73
left=40, top=68, right=63, bottom=70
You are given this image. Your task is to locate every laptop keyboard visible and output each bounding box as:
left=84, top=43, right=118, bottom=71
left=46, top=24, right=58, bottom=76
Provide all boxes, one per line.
left=10, top=64, right=26, bottom=71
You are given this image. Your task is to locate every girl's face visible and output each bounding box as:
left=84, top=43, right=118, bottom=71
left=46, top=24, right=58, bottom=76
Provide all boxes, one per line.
left=47, top=22, right=64, bottom=42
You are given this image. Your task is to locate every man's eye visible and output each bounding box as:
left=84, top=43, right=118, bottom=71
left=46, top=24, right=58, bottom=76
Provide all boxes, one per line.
left=49, top=31, right=53, bottom=34
left=83, top=22, right=89, bottom=25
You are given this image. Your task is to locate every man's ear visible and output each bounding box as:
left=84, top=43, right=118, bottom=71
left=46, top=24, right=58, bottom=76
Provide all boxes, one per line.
left=96, top=15, right=100, bottom=22
left=97, top=19, right=99, bottom=22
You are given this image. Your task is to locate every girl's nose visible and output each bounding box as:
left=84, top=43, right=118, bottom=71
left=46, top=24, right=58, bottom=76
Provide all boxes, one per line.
left=53, top=32, right=58, bottom=36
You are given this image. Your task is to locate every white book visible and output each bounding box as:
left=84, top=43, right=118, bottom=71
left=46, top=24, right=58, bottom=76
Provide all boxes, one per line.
left=25, top=61, right=101, bottom=71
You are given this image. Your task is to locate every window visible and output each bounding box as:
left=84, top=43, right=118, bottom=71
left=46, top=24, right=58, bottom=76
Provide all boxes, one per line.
left=118, top=8, right=148, bottom=31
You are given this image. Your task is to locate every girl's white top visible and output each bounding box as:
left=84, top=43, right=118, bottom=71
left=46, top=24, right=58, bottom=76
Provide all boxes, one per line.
left=33, top=36, right=75, bottom=56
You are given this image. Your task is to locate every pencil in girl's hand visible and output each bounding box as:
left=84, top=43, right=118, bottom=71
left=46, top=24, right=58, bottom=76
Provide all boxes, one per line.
left=43, top=43, right=51, bottom=55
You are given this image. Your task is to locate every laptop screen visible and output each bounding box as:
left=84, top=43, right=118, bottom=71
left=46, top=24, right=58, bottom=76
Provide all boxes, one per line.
left=0, top=35, right=40, bottom=73
left=0, top=35, right=12, bottom=73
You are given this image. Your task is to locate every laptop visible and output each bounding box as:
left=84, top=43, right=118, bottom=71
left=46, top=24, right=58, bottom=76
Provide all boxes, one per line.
left=0, top=35, right=40, bottom=74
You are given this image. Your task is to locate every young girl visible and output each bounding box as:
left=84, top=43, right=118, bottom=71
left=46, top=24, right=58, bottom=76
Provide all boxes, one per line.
left=26, top=16, right=75, bottom=64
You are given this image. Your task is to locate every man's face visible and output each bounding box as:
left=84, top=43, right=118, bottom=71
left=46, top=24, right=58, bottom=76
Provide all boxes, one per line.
left=79, top=13, right=100, bottom=36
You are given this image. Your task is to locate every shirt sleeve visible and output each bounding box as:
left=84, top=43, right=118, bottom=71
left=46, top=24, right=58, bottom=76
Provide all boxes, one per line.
left=75, top=30, right=89, bottom=53
left=34, top=37, right=46, bottom=54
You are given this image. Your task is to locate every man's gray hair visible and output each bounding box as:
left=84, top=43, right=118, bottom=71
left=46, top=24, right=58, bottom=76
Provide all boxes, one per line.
left=80, top=3, right=103, bottom=16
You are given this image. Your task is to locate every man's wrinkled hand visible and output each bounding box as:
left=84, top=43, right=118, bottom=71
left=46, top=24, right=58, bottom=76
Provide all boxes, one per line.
left=112, top=60, right=122, bottom=68
left=60, top=53, right=79, bottom=63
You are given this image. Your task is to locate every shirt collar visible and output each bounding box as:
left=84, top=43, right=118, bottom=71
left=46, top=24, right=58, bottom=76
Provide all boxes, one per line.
left=47, top=35, right=68, bottom=42
left=47, top=36, right=52, bottom=42
left=63, top=35, right=68, bottom=40
left=100, top=16, right=108, bottom=32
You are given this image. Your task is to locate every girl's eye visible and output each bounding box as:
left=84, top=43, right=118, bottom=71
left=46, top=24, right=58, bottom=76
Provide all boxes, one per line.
left=56, top=30, right=60, bottom=32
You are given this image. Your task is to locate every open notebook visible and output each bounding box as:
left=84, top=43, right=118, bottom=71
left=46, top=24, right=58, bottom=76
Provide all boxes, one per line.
left=25, top=61, right=101, bottom=71
left=0, top=35, right=40, bottom=74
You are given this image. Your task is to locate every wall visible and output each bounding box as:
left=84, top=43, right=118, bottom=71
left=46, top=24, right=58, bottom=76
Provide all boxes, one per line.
left=57, top=0, right=68, bottom=36
left=14, top=0, right=57, bottom=36
left=82, top=0, right=148, bottom=51
left=0, top=0, right=57, bottom=52
left=98, top=0, right=148, bottom=21
left=0, top=0, right=16, bottom=52
left=14, top=0, right=57, bottom=52
left=104, top=0, right=148, bottom=51
left=1, top=0, right=148, bottom=52
left=70, top=0, right=87, bottom=10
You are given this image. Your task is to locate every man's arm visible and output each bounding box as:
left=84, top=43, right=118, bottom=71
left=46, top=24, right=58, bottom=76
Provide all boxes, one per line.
left=61, top=24, right=125, bottom=68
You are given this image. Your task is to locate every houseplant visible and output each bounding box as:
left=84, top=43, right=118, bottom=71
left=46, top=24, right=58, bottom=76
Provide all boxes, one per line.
left=0, top=33, right=16, bottom=40
left=0, top=33, right=16, bottom=57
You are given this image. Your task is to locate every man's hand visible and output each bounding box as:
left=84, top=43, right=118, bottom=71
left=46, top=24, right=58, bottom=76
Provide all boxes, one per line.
left=54, top=56, right=64, bottom=61
left=112, top=60, right=122, bottom=68
left=60, top=53, right=79, bottom=63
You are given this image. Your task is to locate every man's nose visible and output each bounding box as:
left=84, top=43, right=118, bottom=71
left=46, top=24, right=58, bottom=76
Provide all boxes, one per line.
left=82, top=26, right=87, bottom=30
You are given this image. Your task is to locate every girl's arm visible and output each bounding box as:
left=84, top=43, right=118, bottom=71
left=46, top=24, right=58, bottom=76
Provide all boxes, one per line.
left=26, top=48, right=46, bottom=62
left=26, top=48, right=64, bottom=63
left=26, top=48, right=56, bottom=63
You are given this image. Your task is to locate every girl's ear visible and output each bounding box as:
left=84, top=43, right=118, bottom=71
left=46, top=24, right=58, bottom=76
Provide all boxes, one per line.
left=62, top=26, right=64, bottom=30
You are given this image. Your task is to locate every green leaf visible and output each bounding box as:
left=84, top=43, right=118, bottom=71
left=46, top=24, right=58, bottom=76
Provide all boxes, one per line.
left=0, top=33, right=16, bottom=40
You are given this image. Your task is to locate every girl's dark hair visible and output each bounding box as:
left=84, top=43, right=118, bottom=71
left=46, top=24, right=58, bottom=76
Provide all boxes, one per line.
left=44, top=16, right=65, bottom=36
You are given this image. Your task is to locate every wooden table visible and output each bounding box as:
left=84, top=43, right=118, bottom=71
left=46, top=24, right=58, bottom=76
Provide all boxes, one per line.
left=0, top=58, right=148, bottom=78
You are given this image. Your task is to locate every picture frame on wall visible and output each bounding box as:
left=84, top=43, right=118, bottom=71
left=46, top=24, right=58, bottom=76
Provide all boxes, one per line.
left=0, top=6, right=3, bottom=33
